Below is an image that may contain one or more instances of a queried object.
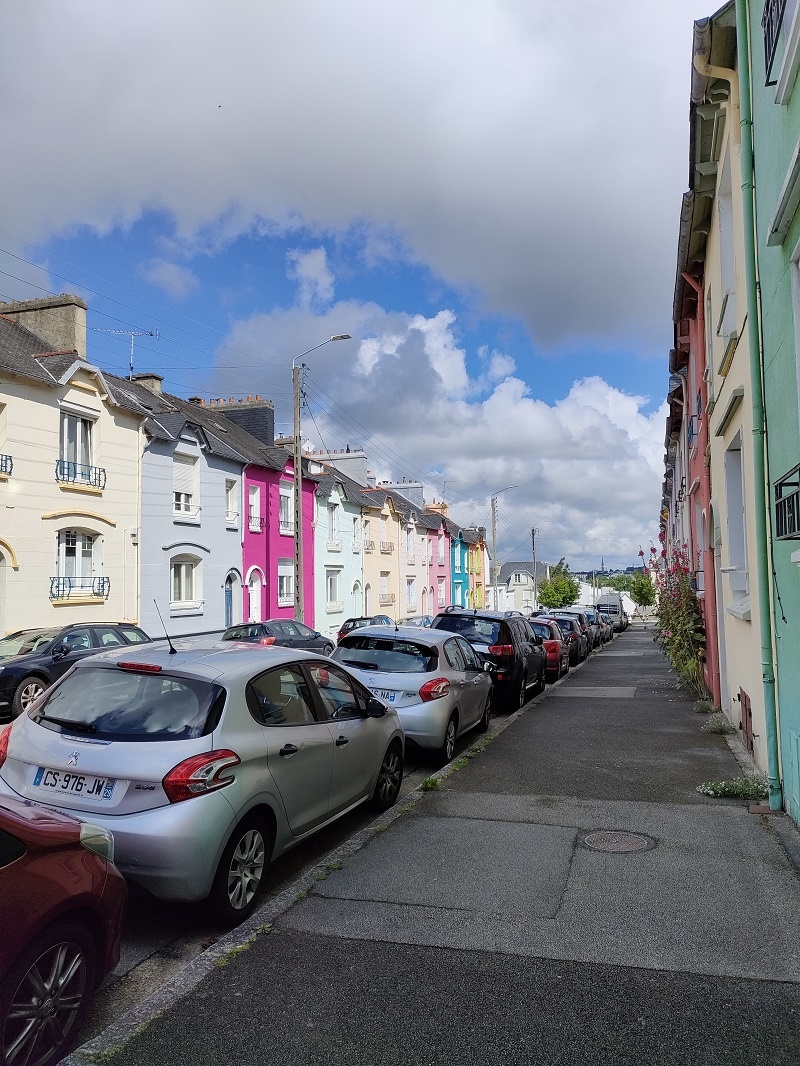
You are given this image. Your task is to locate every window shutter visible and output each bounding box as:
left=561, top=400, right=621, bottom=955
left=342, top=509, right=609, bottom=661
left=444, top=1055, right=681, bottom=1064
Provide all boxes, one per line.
left=173, top=455, right=195, bottom=494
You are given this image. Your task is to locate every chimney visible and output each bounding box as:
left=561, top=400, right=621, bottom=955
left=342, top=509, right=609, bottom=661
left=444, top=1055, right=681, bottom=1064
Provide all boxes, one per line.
left=366, top=471, right=376, bottom=488
left=132, top=372, right=164, bottom=395
left=0, top=293, right=87, bottom=359
left=210, top=397, right=275, bottom=446
left=187, top=396, right=203, bottom=405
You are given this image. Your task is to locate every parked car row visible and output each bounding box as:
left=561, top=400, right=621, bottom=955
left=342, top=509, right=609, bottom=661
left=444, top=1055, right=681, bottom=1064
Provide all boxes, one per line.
left=0, top=602, right=621, bottom=1062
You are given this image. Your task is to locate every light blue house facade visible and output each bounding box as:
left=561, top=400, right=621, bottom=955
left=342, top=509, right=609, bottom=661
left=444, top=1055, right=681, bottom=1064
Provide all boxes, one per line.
left=449, top=525, right=470, bottom=607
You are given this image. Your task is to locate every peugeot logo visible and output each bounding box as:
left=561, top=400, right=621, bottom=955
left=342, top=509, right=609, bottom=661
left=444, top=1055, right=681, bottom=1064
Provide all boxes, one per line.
left=67, top=751, right=80, bottom=766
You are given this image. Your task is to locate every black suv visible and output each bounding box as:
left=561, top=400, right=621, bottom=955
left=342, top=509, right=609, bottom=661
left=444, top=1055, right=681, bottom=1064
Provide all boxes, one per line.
left=431, top=607, right=546, bottom=711
left=0, top=623, right=151, bottom=719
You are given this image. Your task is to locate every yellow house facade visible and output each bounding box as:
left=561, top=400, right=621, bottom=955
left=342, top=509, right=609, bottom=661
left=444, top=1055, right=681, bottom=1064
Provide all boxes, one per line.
left=0, top=296, right=149, bottom=633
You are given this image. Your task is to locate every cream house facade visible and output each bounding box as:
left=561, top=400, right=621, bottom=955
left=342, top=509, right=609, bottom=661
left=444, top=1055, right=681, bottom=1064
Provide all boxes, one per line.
left=0, top=296, right=149, bottom=633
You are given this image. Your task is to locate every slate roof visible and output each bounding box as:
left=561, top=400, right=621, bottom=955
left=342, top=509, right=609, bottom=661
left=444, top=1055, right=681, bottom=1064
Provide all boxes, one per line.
left=496, top=560, right=548, bottom=585
left=314, top=466, right=376, bottom=508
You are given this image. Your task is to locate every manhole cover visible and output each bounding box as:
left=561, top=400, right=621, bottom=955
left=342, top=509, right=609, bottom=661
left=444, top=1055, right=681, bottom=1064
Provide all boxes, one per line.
left=579, top=830, right=656, bottom=854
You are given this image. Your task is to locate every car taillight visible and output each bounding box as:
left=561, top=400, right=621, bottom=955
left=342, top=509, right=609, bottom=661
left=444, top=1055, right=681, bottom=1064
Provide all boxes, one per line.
left=487, top=645, right=514, bottom=656
left=162, top=749, right=240, bottom=803
left=117, top=661, right=162, bottom=672
left=0, top=724, right=11, bottom=770
left=259, top=636, right=276, bottom=645
left=419, top=678, right=451, bottom=701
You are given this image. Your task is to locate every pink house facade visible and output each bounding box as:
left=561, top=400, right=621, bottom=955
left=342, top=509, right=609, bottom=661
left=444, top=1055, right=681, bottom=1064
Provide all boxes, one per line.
left=422, top=511, right=451, bottom=614
left=242, top=450, right=316, bottom=625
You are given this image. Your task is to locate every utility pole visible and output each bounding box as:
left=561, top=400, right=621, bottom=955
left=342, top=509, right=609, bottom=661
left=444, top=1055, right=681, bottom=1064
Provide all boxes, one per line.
left=292, top=335, right=351, bottom=622
left=491, top=495, right=498, bottom=610
left=531, top=526, right=539, bottom=611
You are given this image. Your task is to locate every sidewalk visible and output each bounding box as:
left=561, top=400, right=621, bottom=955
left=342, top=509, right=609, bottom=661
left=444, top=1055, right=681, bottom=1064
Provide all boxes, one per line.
left=67, top=629, right=800, bottom=1066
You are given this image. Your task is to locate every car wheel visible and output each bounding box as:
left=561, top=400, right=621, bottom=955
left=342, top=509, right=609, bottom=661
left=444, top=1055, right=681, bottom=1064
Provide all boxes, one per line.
left=322, top=643, right=335, bottom=656
left=436, top=714, right=458, bottom=766
left=371, top=743, right=403, bottom=811
left=209, top=814, right=271, bottom=927
left=11, top=676, right=47, bottom=718
left=476, top=694, right=492, bottom=733
left=0, top=920, right=97, bottom=1066
left=510, top=670, right=527, bottom=712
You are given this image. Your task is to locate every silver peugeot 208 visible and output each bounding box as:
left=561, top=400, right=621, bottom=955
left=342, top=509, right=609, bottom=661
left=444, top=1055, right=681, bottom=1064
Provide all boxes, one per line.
left=0, top=640, right=404, bottom=926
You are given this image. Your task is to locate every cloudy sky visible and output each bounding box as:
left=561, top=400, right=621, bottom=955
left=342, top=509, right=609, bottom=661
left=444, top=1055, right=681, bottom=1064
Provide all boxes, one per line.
left=0, top=0, right=710, bottom=570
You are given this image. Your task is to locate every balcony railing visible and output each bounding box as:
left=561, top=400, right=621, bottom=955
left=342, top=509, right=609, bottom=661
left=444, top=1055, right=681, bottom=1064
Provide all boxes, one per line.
left=326, top=539, right=342, bottom=552
left=364, top=540, right=376, bottom=552
left=0, top=454, right=12, bottom=476
left=50, top=576, right=110, bottom=600
left=352, top=540, right=362, bottom=553
left=775, top=464, right=800, bottom=538
left=380, top=541, right=394, bottom=553
left=225, top=510, right=240, bottom=525
left=248, top=515, right=266, bottom=532
left=379, top=592, right=395, bottom=605
left=763, top=0, right=789, bottom=84
left=55, top=460, right=106, bottom=489
left=279, top=520, right=294, bottom=534
left=277, top=594, right=293, bottom=607
left=406, top=554, right=415, bottom=565
left=326, top=600, right=343, bottom=613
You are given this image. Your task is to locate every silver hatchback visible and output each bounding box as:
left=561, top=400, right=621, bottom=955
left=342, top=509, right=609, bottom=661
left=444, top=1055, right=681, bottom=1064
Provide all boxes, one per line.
left=332, top=626, right=493, bottom=765
left=0, top=641, right=404, bottom=925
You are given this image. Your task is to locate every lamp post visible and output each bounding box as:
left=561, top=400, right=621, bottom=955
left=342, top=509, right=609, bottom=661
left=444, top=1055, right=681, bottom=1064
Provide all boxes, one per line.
left=489, top=485, right=517, bottom=610
left=531, top=526, right=539, bottom=611
left=293, top=335, right=352, bottom=622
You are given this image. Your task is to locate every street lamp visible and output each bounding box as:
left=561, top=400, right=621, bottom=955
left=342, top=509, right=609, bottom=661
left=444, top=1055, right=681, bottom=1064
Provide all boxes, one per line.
left=293, top=335, right=352, bottom=622
left=490, top=485, right=517, bottom=610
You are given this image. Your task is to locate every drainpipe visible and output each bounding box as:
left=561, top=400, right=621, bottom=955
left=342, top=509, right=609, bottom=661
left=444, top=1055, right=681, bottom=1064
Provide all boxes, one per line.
left=731, top=0, right=783, bottom=811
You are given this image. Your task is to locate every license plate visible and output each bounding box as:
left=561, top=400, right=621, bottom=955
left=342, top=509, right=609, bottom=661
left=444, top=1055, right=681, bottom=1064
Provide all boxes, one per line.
left=33, top=766, right=117, bottom=800
left=371, top=689, right=396, bottom=702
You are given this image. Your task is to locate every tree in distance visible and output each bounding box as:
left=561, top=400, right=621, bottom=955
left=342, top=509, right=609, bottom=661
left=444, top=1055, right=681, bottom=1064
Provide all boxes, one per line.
left=601, top=574, right=634, bottom=593
left=537, top=558, right=580, bottom=609
left=630, top=571, right=656, bottom=609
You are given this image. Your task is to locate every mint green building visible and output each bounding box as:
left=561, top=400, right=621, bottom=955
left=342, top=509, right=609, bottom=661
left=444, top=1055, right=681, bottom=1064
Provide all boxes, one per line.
left=744, top=0, right=800, bottom=825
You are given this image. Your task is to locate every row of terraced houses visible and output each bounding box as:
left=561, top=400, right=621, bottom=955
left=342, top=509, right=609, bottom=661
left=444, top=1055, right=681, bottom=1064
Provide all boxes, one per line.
left=0, top=294, right=490, bottom=644
left=662, top=1, right=800, bottom=829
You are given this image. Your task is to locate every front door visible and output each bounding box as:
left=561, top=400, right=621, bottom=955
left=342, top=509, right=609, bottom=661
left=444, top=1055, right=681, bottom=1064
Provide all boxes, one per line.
left=224, top=577, right=233, bottom=627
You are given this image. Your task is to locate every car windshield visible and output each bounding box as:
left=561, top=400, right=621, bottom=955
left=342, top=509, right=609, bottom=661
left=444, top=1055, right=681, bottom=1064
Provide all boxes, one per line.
left=0, top=629, right=61, bottom=659
left=34, top=666, right=225, bottom=741
left=433, top=615, right=501, bottom=646
left=530, top=622, right=553, bottom=640
left=333, top=637, right=438, bottom=673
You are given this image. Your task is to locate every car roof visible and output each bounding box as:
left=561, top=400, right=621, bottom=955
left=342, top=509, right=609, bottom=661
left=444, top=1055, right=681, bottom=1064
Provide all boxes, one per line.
left=338, top=625, right=457, bottom=647
left=73, top=639, right=326, bottom=684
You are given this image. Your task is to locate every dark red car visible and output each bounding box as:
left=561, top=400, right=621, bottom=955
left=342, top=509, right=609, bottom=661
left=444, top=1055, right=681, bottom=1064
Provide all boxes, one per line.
left=529, top=618, right=570, bottom=682
left=0, top=782, right=127, bottom=1066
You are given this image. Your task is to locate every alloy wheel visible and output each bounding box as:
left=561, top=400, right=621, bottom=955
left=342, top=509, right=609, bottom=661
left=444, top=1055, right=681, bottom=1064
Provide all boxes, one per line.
left=375, top=748, right=402, bottom=805
left=3, top=940, right=89, bottom=1066
left=227, top=829, right=266, bottom=911
left=19, top=680, right=45, bottom=712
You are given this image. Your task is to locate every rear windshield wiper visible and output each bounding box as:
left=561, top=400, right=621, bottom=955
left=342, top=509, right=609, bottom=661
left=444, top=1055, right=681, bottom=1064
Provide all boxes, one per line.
left=35, top=713, right=96, bottom=734
left=342, top=659, right=380, bottom=669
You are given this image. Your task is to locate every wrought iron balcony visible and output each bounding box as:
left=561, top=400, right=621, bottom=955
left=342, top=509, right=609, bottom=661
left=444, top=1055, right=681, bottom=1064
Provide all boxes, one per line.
left=248, top=514, right=267, bottom=532
left=775, top=464, right=800, bottom=538
left=364, top=539, right=376, bottom=552
left=55, top=460, right=106, bottom=489
left=50, top=576, right=110, bottom=600
left=352, top=540, right=362, bottom=553
left=380, top=541, right=394, bottom=553
left=326, top=539, right=342, bottom=552
left=0, top=454, right=12, bottom=476
left=379, top=592, right=395, bottom=605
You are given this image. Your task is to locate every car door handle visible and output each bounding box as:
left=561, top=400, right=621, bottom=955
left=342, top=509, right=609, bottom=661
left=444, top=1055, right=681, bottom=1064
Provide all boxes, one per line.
left=335, top=736, right=348, bottom=746
left=279, top=744, right=298, bottom=757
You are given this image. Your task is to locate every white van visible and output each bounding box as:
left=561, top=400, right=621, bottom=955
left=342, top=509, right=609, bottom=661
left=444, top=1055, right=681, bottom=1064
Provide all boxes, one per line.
left=596, top=592, right=625, bottom=631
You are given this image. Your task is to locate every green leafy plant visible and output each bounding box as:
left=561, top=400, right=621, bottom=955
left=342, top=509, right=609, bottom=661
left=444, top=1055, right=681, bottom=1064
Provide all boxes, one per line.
left=694, top=698, right=714, bottom=714
left=653, top=544, right=709, bottom=698
left=701, top=712, right=734, bottom=735
left=420, top=777, right=441, bottom=791
left=696, top=775, right=768, bottom=799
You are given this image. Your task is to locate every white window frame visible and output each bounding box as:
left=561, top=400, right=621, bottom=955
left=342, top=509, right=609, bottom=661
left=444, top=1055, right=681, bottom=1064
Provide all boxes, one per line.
left=437, top=577, right=446, bottom=606
left=225, top=479, right=239, bottom=525
left=248, top=484, right=262, bottom=531
left=406, top=577, right=416, bottom=609
left=170, top=554, right=202, bottom=612
left=279, top=483, right=293, bottom=534
left=173, top=453, right=199, bottom=519
left=326, top=569, right=342, bottom=612
left=278, top=558, right=293, bottom=607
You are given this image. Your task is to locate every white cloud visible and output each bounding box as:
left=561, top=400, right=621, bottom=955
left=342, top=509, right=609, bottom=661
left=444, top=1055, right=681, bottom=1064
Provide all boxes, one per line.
left=0, top=0, right=701, bottom=355
left=138, top=258, right=199, bottom=299
left=286, top=247, right=335, bottom=309
left=204, top=301, right=665, bottom=569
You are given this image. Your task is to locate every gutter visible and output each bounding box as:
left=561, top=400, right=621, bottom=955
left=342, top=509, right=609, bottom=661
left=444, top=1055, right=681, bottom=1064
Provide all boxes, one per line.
left=731, top=0, right=783, bottom=811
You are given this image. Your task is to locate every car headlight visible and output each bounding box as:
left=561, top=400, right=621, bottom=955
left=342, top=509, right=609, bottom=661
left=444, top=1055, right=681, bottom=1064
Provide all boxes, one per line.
left=80, top=822, right=115, bottom=862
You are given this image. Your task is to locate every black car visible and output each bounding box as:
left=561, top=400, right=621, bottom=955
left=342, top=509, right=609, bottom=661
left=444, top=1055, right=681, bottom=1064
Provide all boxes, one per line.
left=221, top=620, right=335, bottom=656
left=336, top=616, right=394, bottom=642
left=0, top=623, right=151, bottom=719
left=430, top=607, right=546, bottom=711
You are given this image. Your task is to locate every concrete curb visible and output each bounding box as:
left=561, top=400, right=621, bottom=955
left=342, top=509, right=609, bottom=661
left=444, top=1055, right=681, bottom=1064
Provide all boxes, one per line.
left=62, top=647, right=576, bottom=1063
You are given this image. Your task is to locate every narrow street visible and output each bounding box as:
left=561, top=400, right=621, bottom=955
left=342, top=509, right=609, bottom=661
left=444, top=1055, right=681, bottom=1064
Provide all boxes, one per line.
left=67, top=628, right=800, bottom=1065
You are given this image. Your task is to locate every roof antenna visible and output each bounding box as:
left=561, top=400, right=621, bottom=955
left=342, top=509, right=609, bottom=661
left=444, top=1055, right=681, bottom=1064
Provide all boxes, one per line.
left=153, top=599, right=178, bottom=654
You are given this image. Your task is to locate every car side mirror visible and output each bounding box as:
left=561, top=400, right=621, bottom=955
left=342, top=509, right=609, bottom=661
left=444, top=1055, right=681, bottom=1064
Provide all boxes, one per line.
left=366, top=697, right=387, bottom=717
left=483, top=661, right=495, bottom=673
left=52, top=643, right=69, bottom=659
